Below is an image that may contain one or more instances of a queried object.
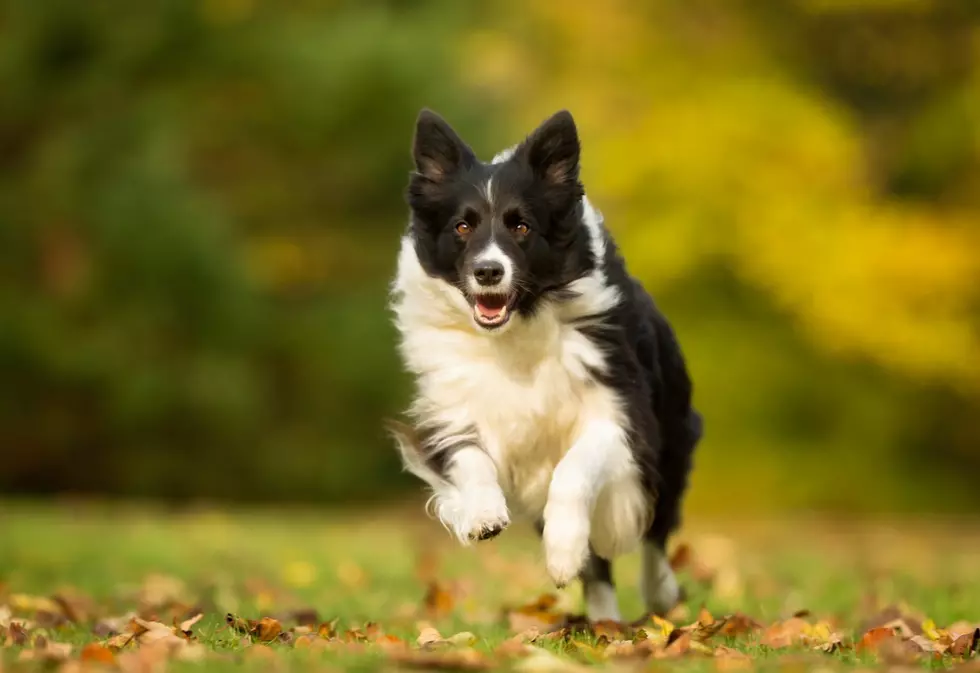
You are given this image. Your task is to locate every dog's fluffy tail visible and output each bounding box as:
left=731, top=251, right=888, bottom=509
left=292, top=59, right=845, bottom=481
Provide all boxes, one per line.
left=384, top=419, right=450, bottom=489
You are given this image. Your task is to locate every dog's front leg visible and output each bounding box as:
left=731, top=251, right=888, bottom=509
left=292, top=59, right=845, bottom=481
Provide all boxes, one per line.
left=390, top=423, right=509, bottom=544
left=435, top=447, right=510, bottom=544
left=543, top=417, right=632, bottom=587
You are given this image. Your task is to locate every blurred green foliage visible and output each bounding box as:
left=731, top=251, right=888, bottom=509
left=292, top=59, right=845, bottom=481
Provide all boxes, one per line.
left=1, top=0, right=978, bottom=513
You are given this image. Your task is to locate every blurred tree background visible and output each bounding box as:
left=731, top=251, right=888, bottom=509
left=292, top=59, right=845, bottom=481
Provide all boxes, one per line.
left=1, top=0, right=978, bottom=513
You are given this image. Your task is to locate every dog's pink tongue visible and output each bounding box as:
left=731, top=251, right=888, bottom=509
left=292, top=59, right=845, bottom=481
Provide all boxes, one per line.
left=476, top=301, right=503, bottom=319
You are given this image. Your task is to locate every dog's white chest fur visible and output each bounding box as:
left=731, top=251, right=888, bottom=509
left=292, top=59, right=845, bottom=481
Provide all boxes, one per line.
left=405, top=293, right=604, bottom=515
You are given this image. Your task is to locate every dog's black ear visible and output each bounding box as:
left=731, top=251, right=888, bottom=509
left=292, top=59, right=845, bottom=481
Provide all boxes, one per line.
left=519, top=110, right=580, bottom=188
left=412, top=109, right=476, bottom=181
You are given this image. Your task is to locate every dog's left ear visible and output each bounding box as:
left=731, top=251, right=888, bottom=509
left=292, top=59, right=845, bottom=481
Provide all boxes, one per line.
left=413, top=109, right=476, bottom=182
left=519, top=110, right=581, bottom=188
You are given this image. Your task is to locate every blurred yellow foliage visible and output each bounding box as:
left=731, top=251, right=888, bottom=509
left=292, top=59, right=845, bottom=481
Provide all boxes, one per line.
left=465, top=0, right=980, bottom=391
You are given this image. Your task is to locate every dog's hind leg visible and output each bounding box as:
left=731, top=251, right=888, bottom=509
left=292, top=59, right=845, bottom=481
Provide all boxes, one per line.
left=641, top=409, right=701, bottom=615
left=581, top=550, right=621, bottom=622
left=533, top=521, right=621, bottom=623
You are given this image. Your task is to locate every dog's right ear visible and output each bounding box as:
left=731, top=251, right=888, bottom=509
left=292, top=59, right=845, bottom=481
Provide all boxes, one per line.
left=413, top=109, right=476, bottom=181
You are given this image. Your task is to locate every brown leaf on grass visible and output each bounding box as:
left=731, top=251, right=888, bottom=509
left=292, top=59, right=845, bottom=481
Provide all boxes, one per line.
left=93, top=612, right=137, bottom=638
left=761, top=617, right=810, bottom=649
left=226, top=613, right=250, bottom=635
left=387, top=648, right=490, bottom=671
left=294, top=635, right=335, bottom=652
left=494, top=636, right=536, bottom=659
left=80, top=643, right=116, bottom=665
left=317, top=619, right=338, bottom=639
left=878, top=636, right=924, bottom=665
left=417, top=625, right=444, bottom=648
left=719, top=612, right=763, bottom=638
left=116, top=644, right=170, bottom=673
left=375, top=633, right=408, bottom=651
left=344, top=625, right=372, bottom=643
left=224, top=613, right=282, bottom=642
left=909, top=634, right=945, bottom=656
left=131, top=617, right=190, bottom=648
left=859, top=606, right=923, bottom=637
left=949, top=622, right=980, bottom=638
left=18, top=640, right=72, bottom=663
left=881, top=617, right=917, bottom=639
left=506, top=594, right=566, bottom=634
left=4, top=622, right=30, bottom=647
left=251, top=616, right=282, bottom=642
left=856, top=626, right=899, bottom=654
left=591, top=619, right=628, bottom=641
left=602, top=639, right=638, bottom=658
left=950, top=629, right=980, bottom=658
left=103, top=615, right=203, bottom=653
left=177, top=612, right=203, bottom=634
left=416, top=625, right=480, bottom=651
left=9, top=593, right=62, bottom=616
left=423, top=581, right=455, bottom=617
left=661, top=631, right=691, bottom=657
left=687, top=615, right=734, bottom=642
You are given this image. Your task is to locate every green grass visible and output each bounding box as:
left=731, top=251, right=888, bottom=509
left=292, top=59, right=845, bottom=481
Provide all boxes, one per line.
left=1, top=502, right=979, bottom=671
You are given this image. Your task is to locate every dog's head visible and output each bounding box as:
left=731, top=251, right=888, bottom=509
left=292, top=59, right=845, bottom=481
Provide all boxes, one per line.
left=405, top=109, right=593, bottom=331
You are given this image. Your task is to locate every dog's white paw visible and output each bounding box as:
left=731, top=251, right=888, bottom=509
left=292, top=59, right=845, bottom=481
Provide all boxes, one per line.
left=641, top=542, right=681, bottom=615
left=436, top=484, right=510, bottom=544
left=584, top=581, right=622, bottom=623
left=542, top=501, right=591, bottom=588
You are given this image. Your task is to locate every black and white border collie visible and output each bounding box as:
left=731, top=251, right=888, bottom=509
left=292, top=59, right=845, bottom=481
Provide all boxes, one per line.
left=389, top=109, right=702, bottom=621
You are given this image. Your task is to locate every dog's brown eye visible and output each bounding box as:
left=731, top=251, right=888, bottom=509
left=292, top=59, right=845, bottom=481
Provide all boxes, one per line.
left=514, top=222, right=529, bottom=235
left=454, top=221, right=471, bottom=235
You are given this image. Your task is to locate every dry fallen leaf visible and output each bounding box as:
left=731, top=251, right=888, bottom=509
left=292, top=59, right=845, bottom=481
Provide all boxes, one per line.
left=178, top=612, right=203, bottom=633
left=8, top=593, right=62, bottom=616
left=856, top=626, right=899, bottom=654
left=761, top=617, right=810, bottom=649
left=317, top=618, right=338, bottom=638
left=417, top=625, right=444, bottom=648
left=950, top=629, right=980, bottom=658
left=603, top=639, right=638, bottom=658
left=719, top=612, right=763, bottom=638
left=388, top=648, right=490, bottom=671
left=506, top=594, right=566, bottom=634
left=18, top=640, right=72, bottom=663
left=252, top=616, right=282, bottom=642
left=80, top=643, right=116, bottom=665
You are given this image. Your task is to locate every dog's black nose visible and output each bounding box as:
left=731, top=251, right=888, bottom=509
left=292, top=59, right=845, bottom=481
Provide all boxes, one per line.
left=473, top=261, right=505, bottom=286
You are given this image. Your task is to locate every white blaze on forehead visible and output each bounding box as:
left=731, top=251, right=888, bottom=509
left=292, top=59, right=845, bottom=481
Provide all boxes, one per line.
left=486, top=144, right=518, bottom=204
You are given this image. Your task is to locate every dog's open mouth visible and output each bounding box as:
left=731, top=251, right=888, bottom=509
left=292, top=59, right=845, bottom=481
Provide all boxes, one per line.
left=473, top=293, right=515, bottom=329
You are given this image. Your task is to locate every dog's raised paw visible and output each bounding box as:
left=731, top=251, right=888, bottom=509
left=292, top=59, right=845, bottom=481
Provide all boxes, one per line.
left=473, top=520, right=508, bottom=542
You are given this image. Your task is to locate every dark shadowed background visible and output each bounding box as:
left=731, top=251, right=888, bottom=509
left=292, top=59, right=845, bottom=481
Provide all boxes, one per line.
left=2, top=0, right=979, bottom=515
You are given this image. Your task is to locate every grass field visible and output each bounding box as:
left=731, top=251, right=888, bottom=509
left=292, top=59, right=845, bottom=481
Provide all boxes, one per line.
left=1, top=502, right=979, bottom=671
